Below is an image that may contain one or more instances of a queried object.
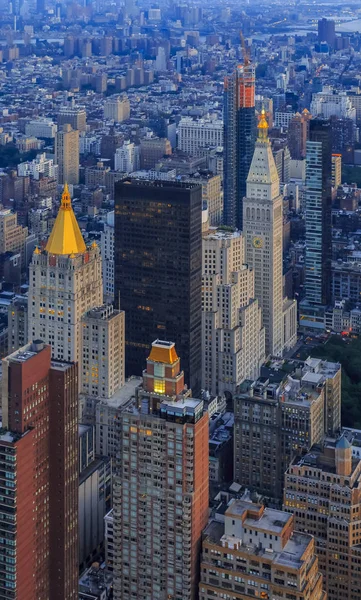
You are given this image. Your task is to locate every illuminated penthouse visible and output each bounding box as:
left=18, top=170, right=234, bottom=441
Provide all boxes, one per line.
left=112, top=340, right=209, bottom=600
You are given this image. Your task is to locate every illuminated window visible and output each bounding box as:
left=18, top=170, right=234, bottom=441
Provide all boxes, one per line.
left=154, top=363, right=165, bottom=377
left=154, top=379, right=165, bottom=394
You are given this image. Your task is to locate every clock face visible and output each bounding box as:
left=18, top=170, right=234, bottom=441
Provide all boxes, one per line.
left=252, top=236, right=264, bottom=249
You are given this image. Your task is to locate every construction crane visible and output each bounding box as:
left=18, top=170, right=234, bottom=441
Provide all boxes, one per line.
left=240, top=31, right=250, bottom=66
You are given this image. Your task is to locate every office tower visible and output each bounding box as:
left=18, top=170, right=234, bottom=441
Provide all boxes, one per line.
left=112, top=340, right=209, bottom=600
left=28, top=184, right=103, bottom=363
left=224, top=63, right=256, bottom=229
left=58, top=104, right=87, bottom=132
left=0, top=341, right=78, bottom=600
left=139, top=136, right=172, bottom=169
left=300, top=120, right=332, bottom=329
left=81, top=304, right=125, bottom=398
left=332, top=153, right=342, bottom=188
left=318, top=18, right=336, bottom=47
left=233, top=357, right=341, bottom=500
left=284, top=435, right=361, bottom=600
left=243, top=111, right=297, bottom=356
left=114, top=178, right=202, bottom=393
left=199, top=499, right=326, bottom=600
left=287, top=109, right=311, bottom=159
left=0, top=208, right=28, bottom=267
left=177, top=117, right=224, bottom=156
left=202, top=227, right=265, bottom=396
left=103, top=95, right=130, bottom=122
left=55, top=123, right=79, bottom=185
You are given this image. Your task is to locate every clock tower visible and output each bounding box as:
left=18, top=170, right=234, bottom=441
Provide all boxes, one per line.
left=243, top=110, right=286, bottom=356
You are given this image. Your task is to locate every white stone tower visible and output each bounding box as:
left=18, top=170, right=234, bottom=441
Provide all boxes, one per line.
left=243, top=110, right=284, bottom=356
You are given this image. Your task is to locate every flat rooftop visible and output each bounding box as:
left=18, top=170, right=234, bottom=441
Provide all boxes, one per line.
left=94, top=376, right=142, bottom=409
left=226, top=501, right=291, bottom=534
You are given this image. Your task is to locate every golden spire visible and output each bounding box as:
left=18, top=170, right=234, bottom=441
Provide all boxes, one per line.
left=34, top=246, right=41, bottom=255
left=257, top=108, right=269, bottom=141
left=45, top=184, right=86, bottom=255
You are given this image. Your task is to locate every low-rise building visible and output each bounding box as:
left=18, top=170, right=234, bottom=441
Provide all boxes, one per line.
left=199, top=499, right=326, bottom=600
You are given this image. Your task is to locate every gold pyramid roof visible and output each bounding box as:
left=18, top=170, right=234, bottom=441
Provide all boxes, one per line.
left=45, top=184, right=86, bottom=255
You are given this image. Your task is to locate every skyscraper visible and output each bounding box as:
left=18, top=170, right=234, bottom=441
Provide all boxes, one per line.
left=300, top=119, right=332, bottom=330
left=55, top=123, right=79, bottom=185
left=112, top=340, right=209, bottom=600
left=202, top=226, right=265, bottom=396
left=114, top=178, right=202, bottom=393
left=318, top=18, right=336, bottom=48
left=223, top=63, right=256, bottom=229
left=0, top=341, right=78, bottom=599
left=28, top=184, right=103, bottom=363
left=243, top=111, right=297, bottom=356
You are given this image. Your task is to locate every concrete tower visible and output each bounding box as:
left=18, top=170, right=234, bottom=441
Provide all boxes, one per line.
left=243, top=111, right=285, bottom=356
left=28, top=184, right=103, bottom=364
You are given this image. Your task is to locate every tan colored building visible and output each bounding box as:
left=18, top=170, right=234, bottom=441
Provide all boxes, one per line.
left=55, top=124, right=79, bottom=184
left=103, top=95, right=130, bottom=122
left=58, top=105, right=87, bottom=132
left=284, top=436, right=361, bottom=600
left=332, top=153, right=342, bottom=188
left=0, top=209, right=28, bottom=266
left=113, top=340, right=209, bottom=600
left=194, top=172, right=223, bottom=226
left=140, top=136, right=172, bottom=169
left=85, top=161, right=111, bottom=188
left=234, top=357, right=341, bottom=500
left=81, top=304, right=125, bottom=399
left=199, top=499, right=326, bottom=600
left=202, top=227, right=265, bottom=397
left=28, top=185, right=103, bottom=365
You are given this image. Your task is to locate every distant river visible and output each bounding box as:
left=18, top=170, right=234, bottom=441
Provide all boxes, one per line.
left=336, top=19, right=361, bottom=33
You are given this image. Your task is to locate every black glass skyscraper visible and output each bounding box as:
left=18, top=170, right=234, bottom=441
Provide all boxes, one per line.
left=114, top=178, right=202, bottom=393
left=223, top=64, right=256, bottom=230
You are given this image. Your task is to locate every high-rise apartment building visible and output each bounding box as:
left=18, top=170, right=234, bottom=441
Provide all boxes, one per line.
left=243, top=111, right=297, bottom=356
left=55, top=124, right=79, bottom=185
left=284, top=435, right=361, bottom=600
left=114, top=178, right=202, bottom=393
left=0, top=208, right=28, bottom=267
left=234, top=356, right=341, bottom=500
left=81, top=304, right=125, bottom=399
left=199, top=499, right=326, bottom=600
left=318, top=18, right=336, bottom=47
left=8, top=295, right=28, bottom=353
left=178, top=117, right=223, bottom=156
left=202, top=227, right=265, bottom=396
left=224, top=63, right=256, bottom=229
left=58, top=103, right=87, bottom=132
left=300, top=119, right=332, bottom=330
left=114, top=140, right=139, bottom=173
left=100, top=210, right=115, bottom=301
left=103, top=95, right=130, bottom=122
left=28, top=184, right=103, bottom=363
left=112, top=340, right=209, bottom=600
left=0, top=341, right=78, bottom=600
left=287, top=109, right=311, bottom=160
left=332, top=153, right=342, bottom=188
